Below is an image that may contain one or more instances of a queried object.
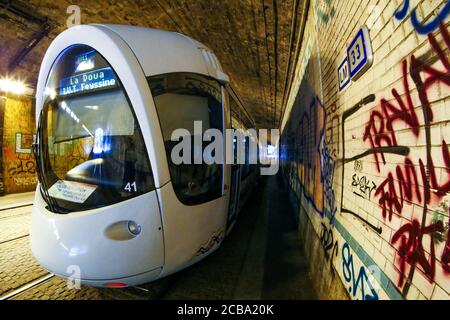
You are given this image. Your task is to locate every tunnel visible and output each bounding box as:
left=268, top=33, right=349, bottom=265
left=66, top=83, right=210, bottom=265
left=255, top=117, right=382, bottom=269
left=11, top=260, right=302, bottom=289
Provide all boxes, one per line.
left=0, top=0, right=449, bottom=303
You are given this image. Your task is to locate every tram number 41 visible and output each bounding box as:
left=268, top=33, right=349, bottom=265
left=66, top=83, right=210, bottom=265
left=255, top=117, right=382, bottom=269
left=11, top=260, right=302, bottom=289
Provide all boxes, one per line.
left=124, top=182, right=137, bottom=192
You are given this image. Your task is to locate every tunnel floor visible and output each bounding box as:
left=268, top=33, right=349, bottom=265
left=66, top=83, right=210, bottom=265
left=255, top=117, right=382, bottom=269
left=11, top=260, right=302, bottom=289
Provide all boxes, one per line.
left=0, top=175, right=317, bottom=300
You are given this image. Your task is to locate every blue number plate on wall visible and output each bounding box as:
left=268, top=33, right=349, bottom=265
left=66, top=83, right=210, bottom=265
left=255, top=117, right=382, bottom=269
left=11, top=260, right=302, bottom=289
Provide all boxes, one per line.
left=347, top=26, right=373, bottom=80
left=338, top=56, right=350, bottom=92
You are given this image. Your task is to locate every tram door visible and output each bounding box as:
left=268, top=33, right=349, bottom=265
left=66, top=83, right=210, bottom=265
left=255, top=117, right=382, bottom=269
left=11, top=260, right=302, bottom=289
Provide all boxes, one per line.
left=228, top=163, right=241, bottom=224
left=228, top=127, right=242, bottom=225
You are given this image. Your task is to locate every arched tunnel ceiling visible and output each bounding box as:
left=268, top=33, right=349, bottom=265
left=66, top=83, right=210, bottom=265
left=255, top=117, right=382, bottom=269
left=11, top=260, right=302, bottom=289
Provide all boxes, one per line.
left=0, top=0, right=308, bottom=129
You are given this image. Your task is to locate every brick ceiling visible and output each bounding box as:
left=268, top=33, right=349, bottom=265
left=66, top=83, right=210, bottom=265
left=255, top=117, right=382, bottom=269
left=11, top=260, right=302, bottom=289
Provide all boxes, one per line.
left=0, top=0, right=308, bottom=128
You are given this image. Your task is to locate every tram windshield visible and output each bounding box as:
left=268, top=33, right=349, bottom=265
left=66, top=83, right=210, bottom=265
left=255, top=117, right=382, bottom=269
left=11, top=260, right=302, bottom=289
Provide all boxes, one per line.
left=36, top=45, right=154, bottom=213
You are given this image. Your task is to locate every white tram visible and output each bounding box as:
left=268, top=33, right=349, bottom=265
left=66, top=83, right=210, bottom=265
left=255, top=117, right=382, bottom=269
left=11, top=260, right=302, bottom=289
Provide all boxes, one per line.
left=30, top=25, right=259, bottom=287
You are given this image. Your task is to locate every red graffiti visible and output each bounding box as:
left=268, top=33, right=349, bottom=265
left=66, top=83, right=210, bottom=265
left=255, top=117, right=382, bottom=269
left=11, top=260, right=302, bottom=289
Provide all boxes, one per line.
left=364, top=23, right=450, bottom=172
left=376, top=142, right=450, bottom=221
left=391, top=219, right=444, bottom=287
left=375, top=158, right=422, bottom=221
left=363, top=59, right=420, bottom=172
left=365, top=23, right=450, bottom=289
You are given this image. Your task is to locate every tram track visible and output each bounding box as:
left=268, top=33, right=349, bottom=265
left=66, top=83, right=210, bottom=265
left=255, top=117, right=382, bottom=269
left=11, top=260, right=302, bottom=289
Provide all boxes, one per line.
left=0, top=203, right=33, bottom=212
left=0, top=211, right=31, bottom=221
left=0, top=233, right=30, bottom=246
left=0, top=203, right=33, bottom=221
left=0, top=273, right=55, bottom=300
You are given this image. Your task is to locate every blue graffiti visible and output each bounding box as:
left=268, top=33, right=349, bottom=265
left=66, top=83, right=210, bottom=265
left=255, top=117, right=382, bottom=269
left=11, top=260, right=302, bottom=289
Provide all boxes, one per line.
left=342, top=243, right=379, bottom=300
left=395, top=0, right=450, bottom=35
left=319, top=130, right=337, bottom=223
left=282, top=95, right=337, bottom=221
left=394, top=0, right=410, bottom=20
left=315, top=0, right=336, bottom=25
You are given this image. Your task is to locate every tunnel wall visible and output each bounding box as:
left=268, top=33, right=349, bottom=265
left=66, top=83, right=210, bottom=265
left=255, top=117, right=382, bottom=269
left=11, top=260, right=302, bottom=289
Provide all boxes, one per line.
left=280, top=0, right=450, bottom=300
left=0, top=95, right=37, bottom=195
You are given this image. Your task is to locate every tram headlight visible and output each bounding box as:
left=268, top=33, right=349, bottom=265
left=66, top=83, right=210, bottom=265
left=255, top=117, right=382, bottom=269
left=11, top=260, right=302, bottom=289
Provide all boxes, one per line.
left=127, top=221, right=142, bottom=236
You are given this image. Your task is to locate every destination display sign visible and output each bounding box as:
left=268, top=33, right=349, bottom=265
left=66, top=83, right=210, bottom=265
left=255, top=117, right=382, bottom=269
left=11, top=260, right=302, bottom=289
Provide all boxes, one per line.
left=48, top=180, right=97, bottom=203
left=59, top=67, right=117, bottom=96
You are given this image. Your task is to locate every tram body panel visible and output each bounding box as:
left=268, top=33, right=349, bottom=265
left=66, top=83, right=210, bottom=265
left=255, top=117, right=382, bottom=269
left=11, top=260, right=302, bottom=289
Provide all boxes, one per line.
left=30, top=191, right=164, bottom=281
left=96, top=24, right=213, bottom=79
left=156, top=182, right=228, bottom=277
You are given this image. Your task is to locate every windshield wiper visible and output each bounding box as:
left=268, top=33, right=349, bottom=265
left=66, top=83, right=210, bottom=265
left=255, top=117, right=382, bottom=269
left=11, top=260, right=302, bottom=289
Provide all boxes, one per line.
left=53, top=134, right=92, bottom=144
left=34, top=111, right=61, bottom=213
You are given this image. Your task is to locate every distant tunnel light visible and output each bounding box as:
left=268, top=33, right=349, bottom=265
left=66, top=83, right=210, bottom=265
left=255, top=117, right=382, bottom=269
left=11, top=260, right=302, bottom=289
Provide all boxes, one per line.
left=0, top=78, right=27, bottom=95
left=267, top=144, right=277, bottom=159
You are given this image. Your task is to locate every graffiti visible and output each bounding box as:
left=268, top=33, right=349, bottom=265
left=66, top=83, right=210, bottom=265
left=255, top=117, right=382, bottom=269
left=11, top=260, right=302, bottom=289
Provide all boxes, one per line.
left=365, top=23, right=450, bottom=215
left=280, top=1, right=450, bottom=301
left=12, top=176, right=37, bottom=186
left=325, top=103, right=339, bottom=157
left=290, top=94, right=336, bottom=219
left=320, top=133, right=336, bottom=222
left=391, top=219, right=444, bottom=287
left=69, top=142, right=90, bottom=167
left=195, top=231, right=224, bottom=256
left=314, top=0, right=336, bottom=25
left=15, top=132, right=35, bottom=154
left=361, top=23, right=450, bottom=295
left=352, top=174, right=376, bottom=200
left=7, top=154, right=36, bottom=176
left=354, top=160, right=363, bottom=172
left=363, top=59, right=419, bottom=172
left=320, top=223, right=339, bottom=276
left=341, top=207, right=382, bottom=234
left=375, top=157, right=423, bottom=221
left=342, top=243, right=379, bottom=300
left=395, top=0, right=450, bottom=35
left=340, top=94, right=387, bottom=234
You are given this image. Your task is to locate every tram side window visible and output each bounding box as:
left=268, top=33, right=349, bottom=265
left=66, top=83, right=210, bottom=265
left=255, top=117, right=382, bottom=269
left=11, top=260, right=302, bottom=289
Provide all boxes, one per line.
left=148, top=73, right=224, bottom=205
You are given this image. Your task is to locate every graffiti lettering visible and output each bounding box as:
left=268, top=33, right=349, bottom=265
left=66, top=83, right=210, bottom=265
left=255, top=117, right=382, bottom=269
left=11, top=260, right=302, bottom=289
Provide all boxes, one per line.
left=352, top=173, right=376, bottom=200
left=365, top=24, right=450, bottom=294
left=320, top=223, right=338, bottom=259
left=12, top=176, right=37, bottom=186
left=7, top=156, right=36, bottom=176
left=320, top=133, right=336, bottom=221
left=391, top=219, right=444, bottom=287
left=321, top=223, right=339, bottom=277
left=291, top=95, right=336, bottom=219
left=314, top=0, right=336, bottom=25
left=375, top=157, right=423, bottom=221
left=342, top=243, right=379, bottom=300
left=325, top=103, right=339, bottom=157
left=395, top=0, right=450, bottom=35
left=363, top=59, right=419, bottom=172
